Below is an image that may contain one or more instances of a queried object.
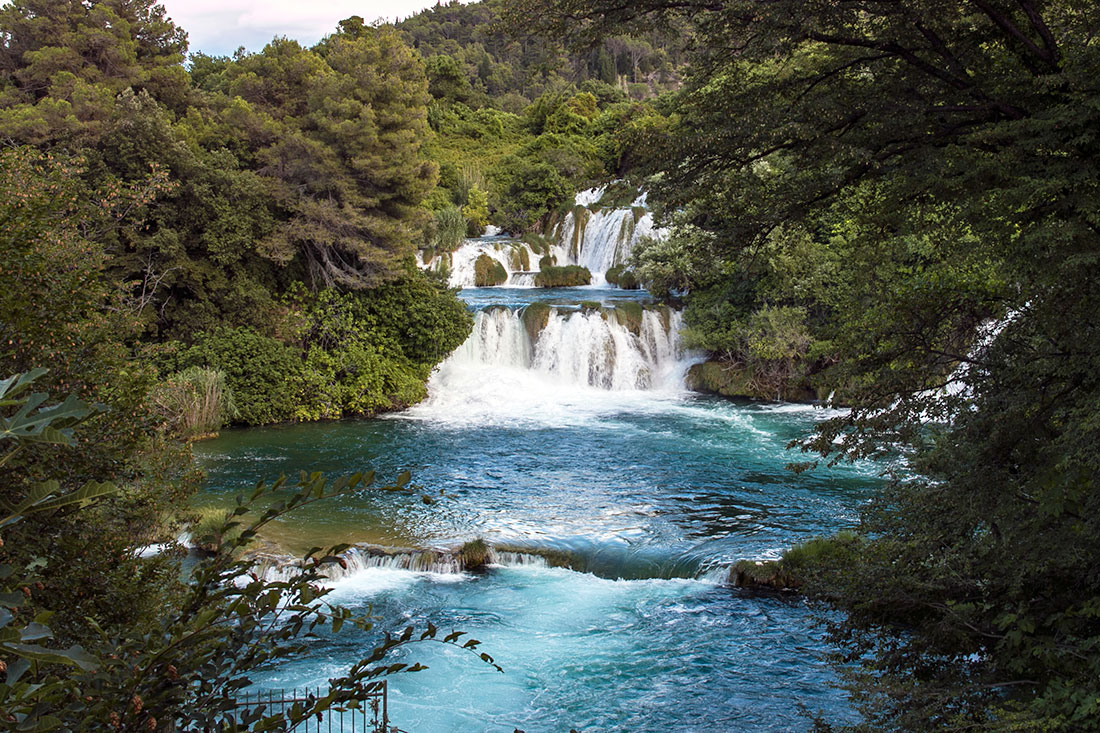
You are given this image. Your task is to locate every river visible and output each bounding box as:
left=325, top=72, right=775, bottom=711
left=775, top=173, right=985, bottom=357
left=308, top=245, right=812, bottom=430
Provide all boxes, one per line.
left=194, top=283, right=880, bottom=731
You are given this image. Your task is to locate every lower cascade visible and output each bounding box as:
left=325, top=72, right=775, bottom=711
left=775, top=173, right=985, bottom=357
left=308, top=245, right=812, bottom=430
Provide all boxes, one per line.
left=446, top=305, right=691, bottom=391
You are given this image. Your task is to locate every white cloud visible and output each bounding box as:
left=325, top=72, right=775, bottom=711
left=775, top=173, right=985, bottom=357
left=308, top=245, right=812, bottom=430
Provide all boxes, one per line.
left=159, top=0, right=453, bottom=56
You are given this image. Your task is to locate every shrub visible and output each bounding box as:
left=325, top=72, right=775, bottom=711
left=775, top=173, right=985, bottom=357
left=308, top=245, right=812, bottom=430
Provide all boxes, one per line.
left=182, top=327, right=302, bottom=425
left=535, top=265, right=591, bottom=287
left=430, top=205, right=467, bottom=253
left=459, top=538, right=491, bottom=570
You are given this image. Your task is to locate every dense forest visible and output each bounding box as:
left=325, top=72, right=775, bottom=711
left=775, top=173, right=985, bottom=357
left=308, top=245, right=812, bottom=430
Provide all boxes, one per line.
left=2, top=0, right=1099, bottom=729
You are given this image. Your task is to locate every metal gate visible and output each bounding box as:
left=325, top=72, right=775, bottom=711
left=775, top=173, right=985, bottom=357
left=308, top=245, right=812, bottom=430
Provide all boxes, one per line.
left=233, top=683, right=390, bottom=732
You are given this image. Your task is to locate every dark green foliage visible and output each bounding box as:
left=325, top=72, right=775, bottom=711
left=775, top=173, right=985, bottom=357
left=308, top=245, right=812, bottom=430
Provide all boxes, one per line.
left=491, top=156, right=572, bottom=234
left=429, top=205, right=468, bottom=253
left=181, top=327, right=302, bottom=425
left=605, top=264, right=639, bottom=289
left=534, top=265, right=591, bottom=287
left=474, top=254, right=509, bottom=287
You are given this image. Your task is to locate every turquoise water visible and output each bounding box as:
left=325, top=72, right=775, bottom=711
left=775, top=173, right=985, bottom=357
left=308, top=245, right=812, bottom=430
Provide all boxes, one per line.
left=195, top=286, right=880, bottom=731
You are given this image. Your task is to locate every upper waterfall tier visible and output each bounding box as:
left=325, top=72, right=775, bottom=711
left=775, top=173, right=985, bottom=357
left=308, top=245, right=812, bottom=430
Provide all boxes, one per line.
left=419, top=184, right=663, bottom=289
left=555, top=188, right=659, bottom=286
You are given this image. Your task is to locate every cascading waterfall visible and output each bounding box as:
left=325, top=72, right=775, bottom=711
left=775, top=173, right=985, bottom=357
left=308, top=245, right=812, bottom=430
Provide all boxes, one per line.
left=423, top=236, right=542, bottom=289
left=446, top=306, right=690, bottom=391
left=418, top=184, right=664, bottom=288
left=554, top=197, right=659, bottom=285
left=251, top=542, right=740, bottom=587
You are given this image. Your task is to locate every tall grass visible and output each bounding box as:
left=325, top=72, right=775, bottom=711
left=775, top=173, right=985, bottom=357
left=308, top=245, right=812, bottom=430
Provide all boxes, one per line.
left=153, top=366, right=237, bottom=439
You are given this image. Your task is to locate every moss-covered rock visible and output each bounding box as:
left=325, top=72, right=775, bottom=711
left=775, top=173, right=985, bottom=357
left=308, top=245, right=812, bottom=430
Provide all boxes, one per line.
left=686, top=359, right=818, bottom=403
left=729, top=559, right=800, bottom=591
left=535, top=265, right=591, bottom=287
left=730, top=532, right=864, bottom=592
left=508, top=243, right=530, bottom=271
left=474, top=253, right=508, bottom=287
left=521, top=302, right=552, bottom=342
left=538, top=254, right=557, bottom=269
left=459, top=538, right=492, bottom=570
left=579, top=300, right=601, bottom=312
left=613, top=301, right=644, bottom=335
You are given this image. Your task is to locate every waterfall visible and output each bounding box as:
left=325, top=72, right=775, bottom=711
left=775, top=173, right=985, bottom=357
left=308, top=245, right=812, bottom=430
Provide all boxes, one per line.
left=417, top=184, right=665, bottom=288
left=551, top=186, right=663, bottom=285
left=448, top=306, right=689, bottom=391
left=251, top=542, right=736, bottom=587
left=423, top=237, right=541, bottom=289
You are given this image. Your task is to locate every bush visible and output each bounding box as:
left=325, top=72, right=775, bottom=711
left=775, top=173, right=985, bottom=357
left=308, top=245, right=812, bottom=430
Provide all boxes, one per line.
left=535, top=265, right=591, bottom=287
left=430, top=205, right=467, bottom=253
left=459, top=538, right=491, bottom=570
left=182, top=327, right=302, bottom=425
left=474, top=253, right=508, bottom=286
left=605, top=264, right=640, bottom=289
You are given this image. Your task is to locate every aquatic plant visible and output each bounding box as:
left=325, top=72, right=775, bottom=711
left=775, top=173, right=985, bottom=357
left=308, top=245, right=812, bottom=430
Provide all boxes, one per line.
left=151, top=366, right=236, bottom=440
left=459, top=538, right=492, bottom=570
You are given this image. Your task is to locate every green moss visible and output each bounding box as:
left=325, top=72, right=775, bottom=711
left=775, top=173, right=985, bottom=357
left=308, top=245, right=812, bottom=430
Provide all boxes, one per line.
left=729, top=532, right=864, bottom=592
left=606, top=264, right=640, bottom=289
left=491, top=543, right=576, bottom=569
left=474, top=253, right=508, bottom=286
left=521, top=301, right=552, bottom=342
left=459, top=538, right=492, bottom=570
left=539, top=254, right=557, bottom=269
left=729, top=559, right=799, bottom=590
left=570, top=205, right=590, bottom=259
left=521, top=232, right=553, bottom=255
left=580, top=300, right=601, bottom=311
left=613, top=301, right=644, bottom=335
left=535, top=265, right=591, bottom=287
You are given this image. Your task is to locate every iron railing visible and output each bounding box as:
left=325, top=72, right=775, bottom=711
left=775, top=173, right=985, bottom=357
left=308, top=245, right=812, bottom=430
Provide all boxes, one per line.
left=233, top=683, right=391, bottom=732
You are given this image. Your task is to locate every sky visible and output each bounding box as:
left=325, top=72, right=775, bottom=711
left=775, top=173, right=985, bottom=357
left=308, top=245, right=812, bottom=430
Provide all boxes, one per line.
left=158, top=0, right=454, bottom=57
